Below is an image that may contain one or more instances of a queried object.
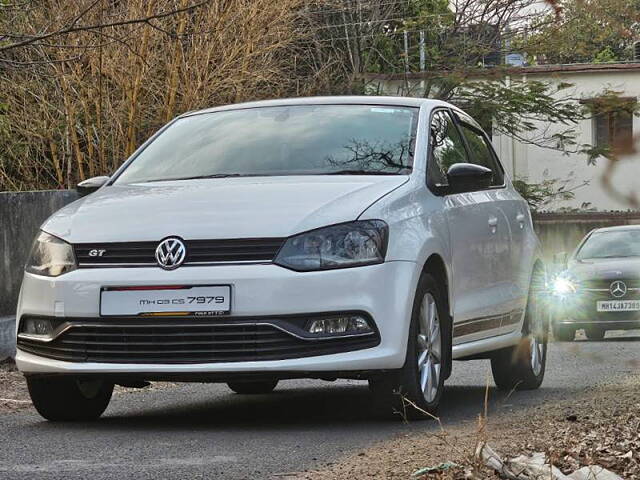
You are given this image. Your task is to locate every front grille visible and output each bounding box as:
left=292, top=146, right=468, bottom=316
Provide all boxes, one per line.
left=17, top=318, right=379, bottom=364
left=74, top=238, right=285, bottom=267
left=581, top=278, right=640, bottom=290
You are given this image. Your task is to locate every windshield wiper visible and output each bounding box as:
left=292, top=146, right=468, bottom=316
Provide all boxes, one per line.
left=325, top=169, right=406, bottom=176
left=583, top=255, right=640, bottom=259
left=144, top=173, right=251, bottom=183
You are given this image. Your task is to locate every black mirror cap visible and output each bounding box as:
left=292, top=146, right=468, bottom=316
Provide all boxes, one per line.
left=76, top=176, right=110, bottom=197
left=445, top=163, right=493, bottom=194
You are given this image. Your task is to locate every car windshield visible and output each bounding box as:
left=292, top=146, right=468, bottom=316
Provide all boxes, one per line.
left=114, top=104, right=418, bottom=184
left=576, top=230, right=640, bottom=260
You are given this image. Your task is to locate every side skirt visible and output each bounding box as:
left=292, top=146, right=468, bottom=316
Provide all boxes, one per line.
left=452, top=329, right=523, bottom=361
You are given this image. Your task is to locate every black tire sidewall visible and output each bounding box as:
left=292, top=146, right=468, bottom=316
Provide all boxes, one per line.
left=399, top=273, right=449, bottom=416
left=492, top=268, right=548, bottom=391
left=227, top=380, right=278, bottom=394
left=27, top=376, right=113, bottom=421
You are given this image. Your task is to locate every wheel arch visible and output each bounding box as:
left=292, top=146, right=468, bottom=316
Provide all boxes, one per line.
left=421, top=253, right=451, bottom=318
left=420, top=253, right=453, bottom=380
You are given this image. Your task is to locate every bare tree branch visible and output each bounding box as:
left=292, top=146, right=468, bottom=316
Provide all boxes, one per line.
left=0, top=0, right=212, bottom=53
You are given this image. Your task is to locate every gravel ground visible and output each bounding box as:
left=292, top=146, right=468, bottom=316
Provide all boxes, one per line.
left=0, top=359, right=30, bottom=413
left=0, top=359, right=177, bottom=413
left=296, top=372, right=640, bottom=479
left=1, top=331, right=639, bottom=479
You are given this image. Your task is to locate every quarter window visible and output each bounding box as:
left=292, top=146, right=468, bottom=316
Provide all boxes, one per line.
left=458, top=122, right=504, bottom=186
left=428, top=110, right=468, bottom=187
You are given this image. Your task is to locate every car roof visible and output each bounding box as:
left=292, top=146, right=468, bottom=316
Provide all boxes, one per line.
left=592, top=224, right=640, bottom=234
left=182, top=96, right=453, bottom=117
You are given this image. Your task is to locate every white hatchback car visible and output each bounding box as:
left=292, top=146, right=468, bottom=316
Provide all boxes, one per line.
left=16, top=96, right=547, bottom=421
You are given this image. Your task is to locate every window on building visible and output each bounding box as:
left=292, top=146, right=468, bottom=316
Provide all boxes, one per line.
left=582, top=96, right=636, bottom=152
left=594, top=110, right=634, bottom=151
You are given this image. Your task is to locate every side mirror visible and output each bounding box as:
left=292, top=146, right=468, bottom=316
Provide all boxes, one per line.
left=76, top=176, right=110, bottom=197
left=553, top=252, right=568, bottom=268
left=445, top=163, right=493, bottom=194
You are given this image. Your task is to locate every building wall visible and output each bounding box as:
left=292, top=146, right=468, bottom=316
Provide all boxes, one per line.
left=0, top=190, right=78, bottom=315
left=494, top=70, right=640, bottom=212
left=367, top=69, right=640, bottom=211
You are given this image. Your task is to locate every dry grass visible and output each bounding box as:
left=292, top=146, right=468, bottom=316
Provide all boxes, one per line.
left=295, top=375, right=640, bottom=479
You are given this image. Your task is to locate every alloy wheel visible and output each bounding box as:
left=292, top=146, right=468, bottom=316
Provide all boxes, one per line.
left=417, top=293, right=442, bottom=403
left=528, top=286, right=546, bottom=377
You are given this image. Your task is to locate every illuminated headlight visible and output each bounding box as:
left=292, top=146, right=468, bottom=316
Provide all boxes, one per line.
left=306, top=315, right=373, bottom=335
left=552, top=276, right=578, bottom=295
left=275, top=220, right=388, bottom=272
left=25, top=231, right=77, bottom=277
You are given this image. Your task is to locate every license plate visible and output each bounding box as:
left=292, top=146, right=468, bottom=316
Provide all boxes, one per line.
left=100, top=285, right=231, bottom=317
left=596, top=300, right=640, bottom=312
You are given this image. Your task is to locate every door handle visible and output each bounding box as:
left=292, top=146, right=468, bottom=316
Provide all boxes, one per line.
left=516, top=213, right=526, bottom=229
left=488, top=216, right=498, bottom=233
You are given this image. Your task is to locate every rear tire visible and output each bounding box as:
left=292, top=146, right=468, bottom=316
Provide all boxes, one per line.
left=227, top=380, right=278, bottom=394
left=553, top=324, right=576, bottom=342
left=492, top=269, right=548, bottom=391
left=27, top=376, right=113, bottom=422
left=369, top=273, right=450, bottom=420
left=584, top=327, right=605, bottom=341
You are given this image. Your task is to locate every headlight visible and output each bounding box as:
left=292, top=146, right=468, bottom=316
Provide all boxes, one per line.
left=274, top=220, right=388, bottom=271
left=552, top=275, right=578, bottom=296
left=25, top=231, right=76, bottom=277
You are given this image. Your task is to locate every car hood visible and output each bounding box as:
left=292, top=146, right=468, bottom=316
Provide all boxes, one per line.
left=568, top=257, right=640, bottom=281
left=43, top=176, right=408, bottom=243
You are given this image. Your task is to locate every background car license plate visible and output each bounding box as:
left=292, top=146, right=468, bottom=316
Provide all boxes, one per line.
left=597, top=300, right=640, bottom=312
left=100, top=285, right=231, bottom=316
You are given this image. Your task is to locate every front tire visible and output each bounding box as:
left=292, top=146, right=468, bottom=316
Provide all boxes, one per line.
left=27, top=376, right=113, bottom=421
left=227, top=380, right=278, bottom=394
left=369, top=273, right=449, bottom=419
left=492, top=269, right=548, bottom=391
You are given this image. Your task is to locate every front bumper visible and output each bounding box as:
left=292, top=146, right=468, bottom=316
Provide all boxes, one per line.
left=552, top=290, right=640, bottom=330
left=16, top=261, right=419, bottom=376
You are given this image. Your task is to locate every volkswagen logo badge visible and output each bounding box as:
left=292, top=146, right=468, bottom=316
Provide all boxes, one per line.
left=610, top=280, right=627, bottom=298
left=155, top=237, right=186, bottom=270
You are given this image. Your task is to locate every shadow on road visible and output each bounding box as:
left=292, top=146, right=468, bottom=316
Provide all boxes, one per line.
left=26, top=381, right=575, bottom=434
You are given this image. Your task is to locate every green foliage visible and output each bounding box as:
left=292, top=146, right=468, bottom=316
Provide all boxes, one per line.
left=522, top=0, right=640, bottom=64
left=512, top=177, right=579, bottom=211
left=453, top=79, right=584, bottom=146
left=593, top=46, right=618, bottom=63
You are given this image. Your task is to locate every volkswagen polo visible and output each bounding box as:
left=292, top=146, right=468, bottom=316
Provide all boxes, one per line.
left=16, top=96, right=547, bottom=421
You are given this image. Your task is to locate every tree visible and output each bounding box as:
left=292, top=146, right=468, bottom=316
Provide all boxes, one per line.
left=522, top=0, right=640, bottom=64
left=0, top=0, right=323, bottom=191
left=309, top=0, right=590, bottom=154
left=308, top=0, right=639, bottom=208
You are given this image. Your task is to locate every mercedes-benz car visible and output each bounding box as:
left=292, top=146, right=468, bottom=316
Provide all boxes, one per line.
left=552, top=225, right=640, bottom=341
left=16, top=96, right=547, bottom=421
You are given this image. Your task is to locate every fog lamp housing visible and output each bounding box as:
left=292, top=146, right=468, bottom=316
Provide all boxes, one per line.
left=21, top=317, right=55, bottom=337
left=306, top=315, right=373, bottom=336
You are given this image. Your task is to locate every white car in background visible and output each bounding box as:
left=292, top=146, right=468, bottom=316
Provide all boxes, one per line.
left=16, top=96, right=547, bottom=421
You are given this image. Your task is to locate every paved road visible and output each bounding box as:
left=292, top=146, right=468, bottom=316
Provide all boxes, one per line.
left=1, top=331, right=639, bottom=480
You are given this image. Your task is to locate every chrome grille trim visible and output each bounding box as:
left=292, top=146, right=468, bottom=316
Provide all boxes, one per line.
left=74, top=238, right=285, bottom=268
